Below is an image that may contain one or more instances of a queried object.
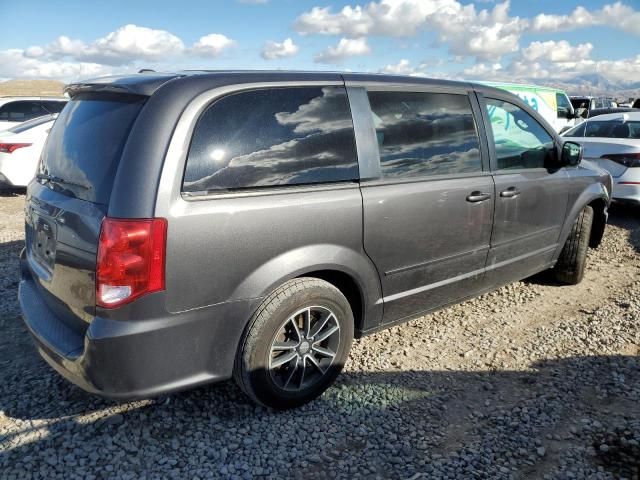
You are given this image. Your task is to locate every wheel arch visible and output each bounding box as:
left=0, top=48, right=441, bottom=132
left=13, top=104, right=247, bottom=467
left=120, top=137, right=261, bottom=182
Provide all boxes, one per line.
left=587, top=197, right=608, bottom=248
left=555, top=185, right=609, bottom=260
left=297, top=269, right=367, bottom=338
left=230, top=244, right=384, bottom=336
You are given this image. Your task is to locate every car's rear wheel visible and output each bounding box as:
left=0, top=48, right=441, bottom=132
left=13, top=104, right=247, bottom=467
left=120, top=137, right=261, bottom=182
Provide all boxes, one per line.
left=554, top=205, right=594, bottom=285
left=234, top=278, right=354, bottom=409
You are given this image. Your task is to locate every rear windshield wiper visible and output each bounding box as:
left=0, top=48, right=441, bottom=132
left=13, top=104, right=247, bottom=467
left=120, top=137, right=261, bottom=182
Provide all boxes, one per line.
left=36, top=173, right=91, bottom=190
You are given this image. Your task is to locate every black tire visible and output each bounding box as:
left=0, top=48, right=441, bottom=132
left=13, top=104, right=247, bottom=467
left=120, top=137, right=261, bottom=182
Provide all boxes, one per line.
left=554, top=205, right=594, bottom=285
left=234, top=278, right=354, bottom=409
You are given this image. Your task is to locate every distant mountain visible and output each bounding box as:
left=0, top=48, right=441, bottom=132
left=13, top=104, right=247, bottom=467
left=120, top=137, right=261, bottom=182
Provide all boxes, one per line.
left=534, top=74, right=640, bottom=99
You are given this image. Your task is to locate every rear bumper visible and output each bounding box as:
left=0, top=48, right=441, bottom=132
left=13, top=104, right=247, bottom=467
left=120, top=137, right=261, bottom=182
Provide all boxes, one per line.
left=0, top=172, right=16, bottom=188
left=612, top=182, right=640, bottom=204
left=612, top=169, right=640, bottom=204
left=0, top=155, right=28, bottom=188
left=19, top=251, right=257, bottom=400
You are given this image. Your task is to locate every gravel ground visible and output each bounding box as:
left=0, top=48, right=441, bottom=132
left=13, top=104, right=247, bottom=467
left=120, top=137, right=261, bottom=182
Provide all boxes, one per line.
left=0, top=191, right=638, bottom=480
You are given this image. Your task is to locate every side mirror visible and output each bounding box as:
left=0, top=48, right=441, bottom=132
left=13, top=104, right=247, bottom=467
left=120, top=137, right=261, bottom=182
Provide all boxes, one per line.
left=561, top=141, right=583, bottom=167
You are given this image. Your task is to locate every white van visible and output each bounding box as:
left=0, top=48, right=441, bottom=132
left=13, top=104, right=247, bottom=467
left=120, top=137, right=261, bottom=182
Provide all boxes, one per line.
left=480, top=82, right=579, bottom=133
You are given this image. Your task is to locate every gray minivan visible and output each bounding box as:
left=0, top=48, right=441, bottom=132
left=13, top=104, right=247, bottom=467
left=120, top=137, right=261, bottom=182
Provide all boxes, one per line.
left=19, top=71, right=611, bottom=409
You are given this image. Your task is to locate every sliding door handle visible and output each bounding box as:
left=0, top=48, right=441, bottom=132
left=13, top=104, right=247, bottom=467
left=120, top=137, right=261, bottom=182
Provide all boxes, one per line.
left=500, top=187, right=521, bottom=198
left=466, top=191, right=491, bottom=203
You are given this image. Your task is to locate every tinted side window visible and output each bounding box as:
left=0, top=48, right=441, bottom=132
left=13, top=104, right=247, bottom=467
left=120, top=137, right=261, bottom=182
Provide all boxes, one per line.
left=366, top=91, right=482, bottom=178
left=0, top=101, right=47, bottom=122
left=570, top=98, right=584, bottom=110
left=486, top=98, right=554, bottom=170
left=564, top=122, right=586, bottom=137
left=183, top=86, right=358, bottom=193
left=556, top=93, right=572, bottom=119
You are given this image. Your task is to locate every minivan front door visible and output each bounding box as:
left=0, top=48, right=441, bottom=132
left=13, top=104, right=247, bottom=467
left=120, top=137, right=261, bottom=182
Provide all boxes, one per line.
left=354, top=87, right=495, bottom=324
left=481, top=95, right=569, bottom=286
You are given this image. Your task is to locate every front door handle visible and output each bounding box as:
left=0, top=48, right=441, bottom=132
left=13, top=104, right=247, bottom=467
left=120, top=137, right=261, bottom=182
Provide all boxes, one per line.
left=500, top=187, right=521, bottom=198
left=466, top=191, right=491, bottom=203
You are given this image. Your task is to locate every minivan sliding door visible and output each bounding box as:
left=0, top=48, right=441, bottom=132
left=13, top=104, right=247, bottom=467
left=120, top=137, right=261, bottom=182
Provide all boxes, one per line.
left=348, top=84, right=495, bottom=324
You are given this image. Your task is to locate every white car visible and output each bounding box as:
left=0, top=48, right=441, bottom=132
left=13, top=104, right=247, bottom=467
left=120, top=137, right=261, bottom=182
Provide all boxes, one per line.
left=0, top=114, right=57, bottom=189
left=0, top=97, right=66, bottom=132
left=563, top=112, right=640, bottom=205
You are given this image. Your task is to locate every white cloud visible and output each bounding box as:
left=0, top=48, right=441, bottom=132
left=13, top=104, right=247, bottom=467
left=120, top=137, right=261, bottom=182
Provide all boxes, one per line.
left=191, top=34, right=235, bottom=57
left=430, top=1, right=528, bottom=60
left=0, top=49, right=113, bottom=80
left=41, top=25, right=185, bottom=66
left=538, top=55, right=640, bottom=85
left=90, top=25, right=185, bottom=63
left=522, top=40, right=593, bottom=63
left=463, top=62, right=503, bottom=77
left=314, top=37, right=371, bottom=64
left=295, top=0, right=639, bottom=62
left=261, top=38, right=299, bottom=60
left=460, top=37, right=640, bottom=91
left=530, top=7, right=594, bottom=33
left=0, top=24, right=235, bottom=80
left=531, top=2, right=640, bottom=35
left=380, top=59, right=415, bottom=75
left=296, top=0, right=528, bottom=60
left=506, top=39, right=639, bottom=85
left=295, top=0, right=453, bottom=37
left=24, top=46, right=46, bottom=58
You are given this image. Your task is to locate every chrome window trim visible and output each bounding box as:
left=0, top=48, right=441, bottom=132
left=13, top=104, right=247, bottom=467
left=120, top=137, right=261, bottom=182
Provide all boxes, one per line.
left=360, top=170, right=493, bottom=188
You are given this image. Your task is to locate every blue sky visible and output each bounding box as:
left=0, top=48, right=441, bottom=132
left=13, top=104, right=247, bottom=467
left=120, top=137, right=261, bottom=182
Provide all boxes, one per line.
left=1, top=0, right=639, bottom=92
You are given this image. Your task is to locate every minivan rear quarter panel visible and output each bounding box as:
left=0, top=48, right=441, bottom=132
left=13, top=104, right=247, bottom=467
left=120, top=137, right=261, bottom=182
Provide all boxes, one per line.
left=153, top=80, right=384, bottom=327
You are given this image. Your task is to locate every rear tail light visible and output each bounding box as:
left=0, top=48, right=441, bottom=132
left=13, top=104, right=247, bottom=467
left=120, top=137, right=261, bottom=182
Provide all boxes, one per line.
left=96, top=217, right=167, bottom=308
left=0, top=143, right=32, bottom=153
left=601, top=153, right=640, bottom=168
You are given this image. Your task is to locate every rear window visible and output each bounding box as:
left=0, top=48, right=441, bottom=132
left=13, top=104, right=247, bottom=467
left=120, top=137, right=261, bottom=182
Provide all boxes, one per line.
left=584, top=120, right=640, bottom=139
left=0, top=100, right=47, bottom=122
left=39, top=95, right=144, bottom=204
left=183, top=86, right=358, bottom=193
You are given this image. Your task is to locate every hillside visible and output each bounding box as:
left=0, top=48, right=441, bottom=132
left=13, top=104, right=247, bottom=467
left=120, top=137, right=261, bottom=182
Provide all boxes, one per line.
left=0, top=79, right=66, bottom=97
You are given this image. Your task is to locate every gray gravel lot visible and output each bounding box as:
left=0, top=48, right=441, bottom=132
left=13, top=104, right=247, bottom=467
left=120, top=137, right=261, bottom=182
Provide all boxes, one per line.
left=0, top=191, right=638, bottom=480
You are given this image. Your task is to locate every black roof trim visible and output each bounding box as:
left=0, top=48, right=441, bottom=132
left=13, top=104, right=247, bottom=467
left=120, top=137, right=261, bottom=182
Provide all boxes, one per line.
left=65, top=72, right=183, bottom=98
left=64, top=70, right=489, bottom=99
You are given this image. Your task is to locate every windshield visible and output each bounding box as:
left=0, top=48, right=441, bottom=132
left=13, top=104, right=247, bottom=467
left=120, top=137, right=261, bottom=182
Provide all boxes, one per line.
left=8, top=114, right=57, bottom=134
left=39, top=94, right=145, bottom=204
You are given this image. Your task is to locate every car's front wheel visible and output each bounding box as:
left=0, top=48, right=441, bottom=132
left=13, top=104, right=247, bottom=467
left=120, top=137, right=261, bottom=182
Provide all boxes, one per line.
left=554, top=205, right=594, bottom=285
left=234, top=278, right=354, bottom=409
